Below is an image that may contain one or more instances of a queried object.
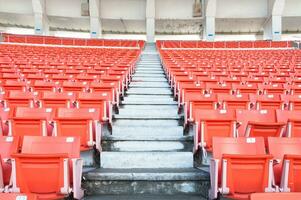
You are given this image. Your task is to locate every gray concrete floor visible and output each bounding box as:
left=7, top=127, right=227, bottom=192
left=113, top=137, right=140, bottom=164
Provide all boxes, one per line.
left=84, top=194, right=207, bottom=200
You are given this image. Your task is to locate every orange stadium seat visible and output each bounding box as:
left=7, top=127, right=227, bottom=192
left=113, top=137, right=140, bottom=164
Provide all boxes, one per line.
left=11, top=136, right=84, bottom=199
left=209, top=137, right=274, bottom=199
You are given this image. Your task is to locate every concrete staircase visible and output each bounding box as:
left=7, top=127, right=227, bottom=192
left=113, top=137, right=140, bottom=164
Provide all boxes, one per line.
left=83, top=44, right=209, bottom=199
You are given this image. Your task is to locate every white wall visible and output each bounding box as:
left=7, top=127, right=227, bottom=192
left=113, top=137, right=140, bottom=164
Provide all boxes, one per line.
left=283, top=0, right=301, bottom=17
left=155, top=0, right=194, bottom=19
left=0, top=0, right=301, bottom=40
left=0, top=0, right=32, bottom=14
left=216, top=0, right=268, bottom=18
left=100, top=0, right=146, bottom=20
left=46, top=0, right=83, bottom=18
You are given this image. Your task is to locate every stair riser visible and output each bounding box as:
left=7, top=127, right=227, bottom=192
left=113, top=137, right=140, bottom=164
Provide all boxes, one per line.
left=102, top=141, right=192, bottom=152
left=83, top=180, right=209, bottom=196
left=113, top=119, right=180, bottom=127
left=101, top=152, right=193, bottom=168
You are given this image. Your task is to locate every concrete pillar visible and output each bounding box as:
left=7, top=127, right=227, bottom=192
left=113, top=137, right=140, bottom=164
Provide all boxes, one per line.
left=204, top=0, right=216, bottom=41
left=205, top=16, right=215, bottom=41
left=90, top=16, right=102, bottom=38
left=264, top=0, right=285, bottom=41
left=32, top=0, right=49, bottom=35
left=146, top=0, right=155, bottom=43
left=89, top=0, right=102, bottom=38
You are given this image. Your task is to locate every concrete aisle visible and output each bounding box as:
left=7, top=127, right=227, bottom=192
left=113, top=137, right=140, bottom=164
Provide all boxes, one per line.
left=83, top=44, right=209, bottom=199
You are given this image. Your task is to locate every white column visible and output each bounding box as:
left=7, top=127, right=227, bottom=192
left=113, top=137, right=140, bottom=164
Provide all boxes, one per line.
left=89, top=0, right=102, bottom=38
left=204, top=0, right=216, bottom=41
left=264, top=0, right=285, bottom=41
left=32, top=0, right=49, bottom=35
left=90, top=16, right=102, bottom=38
left=146, top=0, right=155, bottom=43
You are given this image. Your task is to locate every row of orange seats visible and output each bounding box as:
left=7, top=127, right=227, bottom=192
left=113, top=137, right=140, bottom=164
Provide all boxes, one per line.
left=156, top=40, right=293, bottom=49
left=191, top=109, right=301, bottom=153
left=0, top=107, right=103, bottom=151
left=2, top=33, right=145, bottom=49
left=209, top=137, right=301, bottom=199
left=0, top=135, right=84, bottom=199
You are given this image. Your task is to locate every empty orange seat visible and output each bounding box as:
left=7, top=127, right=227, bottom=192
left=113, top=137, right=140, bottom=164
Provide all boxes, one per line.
left=0, top=193, right=37, bottom=200
left=11, top=136, right=84, bottom=199
left=250, top=94, right=284, bottom=110
left=0, top=136, right=19, bottom=192
left=276, top=110, right=301, bottom=137
left=39, top=91, right=75, bottom=108
left=194, top=109, right=237, bottom=153
left=61, top=81, right=88, bottom=92
left=76, top=92, right=111, bottom=122
left=4, top=91, right=37, bottom=108
left=53, top=108, right=102, bottom=150
left=31, top=80, right=57, bottom=92
left=268, top=137, right=301, bottom=192
left=236, top=109, right=286, bottom=141
left=281, top=95, right=301, bottom=110
left=209, top=137, right=274, bottom=199
left=186, top=94, right=217, bottom=124
left=217, top=94, right=250, bottom=110
left=250, top=193, right=301, bottom=200
left=9, top=107, right=54, bottom=138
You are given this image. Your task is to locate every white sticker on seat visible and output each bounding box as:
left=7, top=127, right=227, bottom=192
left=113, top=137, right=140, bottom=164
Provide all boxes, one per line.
left=5, top=137, right=13, bottom=142
left=66, top=137, right=74, bottom=143
left=246, top=138, right=256, bottom=143
left=260, top=110, right=268, bottom=114
left=16, top=196, right=27, bottom=200
left=89, top=108, right=96, bottom=113
left=220, top=110, right=227, bottom=114
left=46, top=108, right=52, bottom=113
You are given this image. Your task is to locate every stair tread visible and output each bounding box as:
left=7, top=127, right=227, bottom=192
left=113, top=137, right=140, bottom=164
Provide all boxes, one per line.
left=84, top=167, right=209, bottom=181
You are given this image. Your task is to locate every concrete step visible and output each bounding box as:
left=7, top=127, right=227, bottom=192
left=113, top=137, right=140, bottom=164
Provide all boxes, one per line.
left=113, top=119, right=180, bottom=127
left=134, top=70, right=164, bottom=74
left=84, top=194, right=207, bottom=200
left=133, top=74, right=165, bottom=77
left=120, top=104, right=177, bottom=109
left=83, top=168, right=209, bottom=196
left=132, top=77, right=167, bottom=82
left=136, top=66, right=161, bottom=68
left=112, top=125, right=183, bottom=137
left=85, top=168, right=207, bottom=181
left=103, top=133, right=192, bottom=142
left=123, top=96, right=175, bottom=105
left=129, top=81, right=170, bottom=88
left=102, top=140, right=192, bottom=152
left=127, top=88, right=172, bottom=95
left=114, top=115, right=180, bottom=120
left=100, top=152, right=193, bottom=168
left=118, top=105, right=178, bottom=117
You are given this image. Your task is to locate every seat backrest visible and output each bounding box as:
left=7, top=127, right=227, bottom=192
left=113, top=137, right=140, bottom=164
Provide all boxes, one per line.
left=276, top=110, right=301, bottom=137
left=250, top=193, right=301, bottom=200
left=0, top=136, right=19, bottom=159
left=281, top=95, right=301, bottom=110
left=236, top=109, right=282, bottom=137
left=212, top=137, right=265, bottom=160
left=13, top=107, right=54, bottom=120
left=250, top=94, right=283, bottom=110
left=217, top=94, right=250, bottom=109
left=21, top=136, right=80, bottom=158
left=196, top=110, right=236, bottom=150
left=0, top=193, right=38, bottom=200
left=39, top=91, right=75, bottom=108
left=268, top=137, right=301, bottom=185
left=55, top=108, right=100, bottom=120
